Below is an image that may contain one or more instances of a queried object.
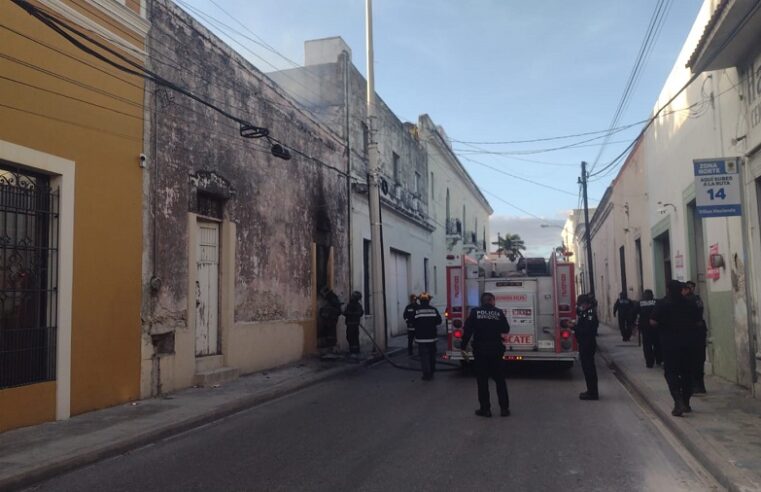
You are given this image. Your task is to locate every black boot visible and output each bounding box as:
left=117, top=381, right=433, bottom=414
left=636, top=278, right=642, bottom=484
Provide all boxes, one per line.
left=579, top=391, right=599, bottom=401
left=475, top=408, right=492, bottom=418
left=671, top=390, right=685, bottom=416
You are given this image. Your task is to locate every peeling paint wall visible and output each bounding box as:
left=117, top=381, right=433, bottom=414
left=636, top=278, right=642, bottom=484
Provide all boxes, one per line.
left=269, top=40, right=435, bottom=342
left=140, top=0, right=349, bottom=397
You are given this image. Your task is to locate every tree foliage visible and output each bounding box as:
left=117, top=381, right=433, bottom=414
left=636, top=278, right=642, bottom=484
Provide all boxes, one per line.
left=491, top=233, right=526, bottom=262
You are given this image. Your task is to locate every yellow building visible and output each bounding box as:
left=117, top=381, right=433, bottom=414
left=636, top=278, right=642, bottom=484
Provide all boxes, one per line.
left=0, top=0, right=148, bottom=431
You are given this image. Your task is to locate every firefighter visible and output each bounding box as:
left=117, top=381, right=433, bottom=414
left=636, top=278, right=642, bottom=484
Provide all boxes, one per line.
left=342, top=291, right=364, bottom=356
left=685, top=281, right=707, bottom=394
left=613, top=292, right=634, bottom=341
left=572, top=294, right=599, bottom=400
left=403, top=294, right=418, bottom=356
left=461, top=292, right=511, bottom=417
left=651, top=280, right=701, bottom=416
left=413, top=292, right=442, bottom=381
left=635, top=289, right=661, bottom=368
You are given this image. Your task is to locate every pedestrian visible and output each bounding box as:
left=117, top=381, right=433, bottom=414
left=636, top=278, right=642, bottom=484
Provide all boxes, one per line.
left=461, top=292, right=511, bottom=417
left=613, top=292, right=634, bottom=341
left=572, top=294, right=599, bottom=400
left=342, top=291, right=364, bottom=357
left=651, top=280, right=701, bottom=416
left=635, top=289, right=661, bottom=368
left=684, top=281, right=707, bottom=394
left=403, top=294, right=418, bottom=356
left=412, top=292, right=441, bottom=381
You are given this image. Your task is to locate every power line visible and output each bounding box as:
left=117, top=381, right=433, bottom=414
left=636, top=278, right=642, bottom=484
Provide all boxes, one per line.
left=480, top=188, right=544, bottom=220
left=459, top=156, right=582, bottom=198
left=590, top=0, right=672, bottom=173
left=450, top=118, right=653, bottom=145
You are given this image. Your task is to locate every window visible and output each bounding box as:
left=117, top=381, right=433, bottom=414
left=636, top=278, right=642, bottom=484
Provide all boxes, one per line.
left=363, top=239, right=371, bottom=314
left=393, top=152, right=400, bottom=183
left=462, top=204, right=467, bottom=239
left=433, top=265, right=438, bottom=294
left=424, top=258, right=429, bottom=292
left=446, top=188, right=450, bottom=221
left=430, top=172, right=434, bottom=202
left=1, top=165, right=59, bottom=389
left=414, top=172, right=421, bottom=195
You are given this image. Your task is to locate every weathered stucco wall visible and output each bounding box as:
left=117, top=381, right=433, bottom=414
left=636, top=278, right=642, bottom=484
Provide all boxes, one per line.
left=140, top=0, right=349, bottom=396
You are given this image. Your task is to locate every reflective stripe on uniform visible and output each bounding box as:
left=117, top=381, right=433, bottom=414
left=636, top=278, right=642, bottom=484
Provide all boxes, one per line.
left=414, top=338, right=436, bottom=343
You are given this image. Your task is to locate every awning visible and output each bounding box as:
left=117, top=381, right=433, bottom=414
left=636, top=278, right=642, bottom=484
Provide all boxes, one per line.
left=687, top=0, right=761, bottom=73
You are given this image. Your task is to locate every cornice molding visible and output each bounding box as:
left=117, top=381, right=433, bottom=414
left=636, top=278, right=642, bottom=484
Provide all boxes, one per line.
left=40, top=0, right=147, bottom=59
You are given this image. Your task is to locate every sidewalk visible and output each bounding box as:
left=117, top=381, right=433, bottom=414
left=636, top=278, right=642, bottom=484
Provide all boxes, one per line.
left=0, top=348, right=403, bottom=491
left=596, top=323, right=761, bottom=492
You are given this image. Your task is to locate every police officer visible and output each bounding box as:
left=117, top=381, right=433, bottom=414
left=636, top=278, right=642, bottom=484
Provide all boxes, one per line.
left=635, top=289, right=661, bottom=368
left=613, top=292, right=634, bottom=341
left=461, top=292, right=511, bottom=417
left=685, top=281, right=707, bottom=394
left=651, top=280, right=701, bottom=416
left=413, top=292, right=441, bottom=381
left=403, top=294, right=418, bottom=356
left=342, top=291, right=364, bottom=356
left=573, top=294, right=599, bottom=400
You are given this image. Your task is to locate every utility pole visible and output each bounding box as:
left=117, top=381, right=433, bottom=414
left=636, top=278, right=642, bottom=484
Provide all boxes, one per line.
left=365, top=0, right=386, bottom=349
left=580, top=161, right=596, bottom=300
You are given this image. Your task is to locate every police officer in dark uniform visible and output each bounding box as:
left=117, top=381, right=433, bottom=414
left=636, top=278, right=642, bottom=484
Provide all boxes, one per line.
left=685, top=281, right=707, bottom=394
left=412, top=292, right=441, bottom=381
left=403, top=294, right=418, bottom=356
left=342, top=291, right=364, bottom=356
left=635, top=289, right=661, bottom=368
left=461, top=292, right=511, bottom=417
left=613, top=292, right=634, bottom=341
left=573, top=294, right=599, bottom=400
left=651, top=280, right=701, bottom=416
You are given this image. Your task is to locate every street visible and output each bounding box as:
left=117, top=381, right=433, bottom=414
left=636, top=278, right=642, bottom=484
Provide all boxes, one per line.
left=26, top=354, right=719, bottom=492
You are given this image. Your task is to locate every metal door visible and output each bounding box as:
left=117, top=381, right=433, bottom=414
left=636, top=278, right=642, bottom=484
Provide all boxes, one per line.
left=195, top=221, right=219, bottom=356
left=391, top=251, right=409, bottom=336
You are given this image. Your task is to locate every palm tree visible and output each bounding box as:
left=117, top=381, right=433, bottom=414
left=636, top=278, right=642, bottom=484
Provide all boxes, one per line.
left=491, top=233, right=526, bottom=262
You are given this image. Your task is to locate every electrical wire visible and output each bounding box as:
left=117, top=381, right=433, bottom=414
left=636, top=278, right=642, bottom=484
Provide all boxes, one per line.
left=460, top=156, right=581, bottom=198
left=590, top=0, right=672, bottom=173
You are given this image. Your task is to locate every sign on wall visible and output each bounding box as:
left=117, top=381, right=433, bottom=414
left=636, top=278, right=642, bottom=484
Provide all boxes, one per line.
left=693, top=158, right=742, bottom=218
left=707, top=243, right=721, bottom=280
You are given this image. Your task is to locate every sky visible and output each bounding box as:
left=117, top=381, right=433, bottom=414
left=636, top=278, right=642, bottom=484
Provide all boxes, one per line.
left=179, top=0, right=704, bottom=256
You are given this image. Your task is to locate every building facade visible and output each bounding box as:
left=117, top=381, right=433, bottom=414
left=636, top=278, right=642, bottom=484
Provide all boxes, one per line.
left=584, top=0, right=760, bottom=395
left=269, top=38, right=435, bottom=345
left=416, top=114, right=492, bottom=314
left=1, top=0, right=148, bottom=431
left=139, top=1, right=350, bottom=397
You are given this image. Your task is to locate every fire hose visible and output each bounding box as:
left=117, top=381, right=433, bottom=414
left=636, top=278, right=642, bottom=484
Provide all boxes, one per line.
left=358, top=323, right=461, bottom=372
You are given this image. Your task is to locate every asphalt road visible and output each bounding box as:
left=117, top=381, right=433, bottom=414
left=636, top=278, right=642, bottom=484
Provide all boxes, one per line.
left=27, top=356, right=719, bottom=492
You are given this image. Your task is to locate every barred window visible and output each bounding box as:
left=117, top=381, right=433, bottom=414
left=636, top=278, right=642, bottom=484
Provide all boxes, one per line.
left=0, top=164, right=59, bottom=389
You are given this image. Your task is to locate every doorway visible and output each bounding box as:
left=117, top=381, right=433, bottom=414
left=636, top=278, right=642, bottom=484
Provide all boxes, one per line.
left=195, top=221, right=220, bottom=356
left=389, top=250, right=410, bottom=336
left=653, top=231, right=671, bottom=297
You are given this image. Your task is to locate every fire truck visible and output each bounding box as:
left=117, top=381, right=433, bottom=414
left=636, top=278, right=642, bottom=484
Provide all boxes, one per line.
left=444, top=250, right=578, bottom=367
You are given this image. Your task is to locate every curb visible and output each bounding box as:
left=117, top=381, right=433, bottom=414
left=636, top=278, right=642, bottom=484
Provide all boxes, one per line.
left=0, top=348, right=406, bottom=492
left=597, top=346, right=754, bottom=492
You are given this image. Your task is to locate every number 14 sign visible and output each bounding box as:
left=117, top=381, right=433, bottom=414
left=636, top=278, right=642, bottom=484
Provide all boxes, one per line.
left=693, top=157, right=742, bottom=218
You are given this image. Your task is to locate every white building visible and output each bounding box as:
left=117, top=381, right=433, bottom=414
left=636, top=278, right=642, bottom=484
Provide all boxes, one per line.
left=270, top=38, right=491, bottom=345
left=416, top=114, right=493, bottom=314
left=587, top=0, right=761, bottom=395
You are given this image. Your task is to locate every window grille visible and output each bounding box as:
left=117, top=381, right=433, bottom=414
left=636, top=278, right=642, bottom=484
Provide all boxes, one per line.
left=0, top=165, right=59, bottom=389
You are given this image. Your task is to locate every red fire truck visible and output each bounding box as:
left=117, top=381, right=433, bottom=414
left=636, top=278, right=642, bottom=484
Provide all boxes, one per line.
left=444, top=251, right=578, bottom=367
